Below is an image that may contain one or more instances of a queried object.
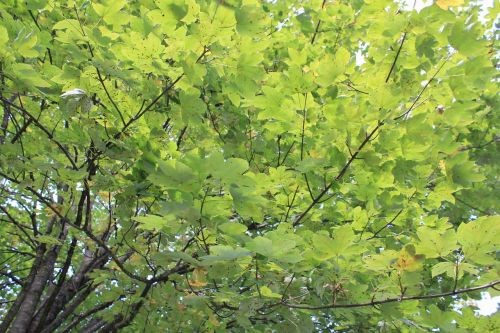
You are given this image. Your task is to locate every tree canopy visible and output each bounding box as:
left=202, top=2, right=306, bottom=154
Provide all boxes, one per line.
left=0, top=0, right=499, bottom=332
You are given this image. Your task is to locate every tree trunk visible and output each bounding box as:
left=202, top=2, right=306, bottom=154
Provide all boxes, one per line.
left=8, top=248, right=59, bottom=333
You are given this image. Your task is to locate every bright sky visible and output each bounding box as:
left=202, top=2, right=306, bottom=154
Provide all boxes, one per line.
left=474, top=292, right=500, bottom=316
left=409, top=0, right=495, bottom=11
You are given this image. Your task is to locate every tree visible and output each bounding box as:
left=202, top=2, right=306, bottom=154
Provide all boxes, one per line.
left=0, top=0, right=498, bottom=331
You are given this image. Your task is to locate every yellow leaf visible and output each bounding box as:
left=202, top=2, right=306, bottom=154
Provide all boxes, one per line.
left=98, top=191, right=114, bottom=199
left=45, top=204, right=61, bottom=218
left=436, top=0, right=464, bottom=10
left=395, top=247, right=424, bottom=272
left=438, top=159, right=447, bottom=176
left=110, top=264, right=121, bottom=271
left=176, top=303, right=186, bottom=312
left=309, top=149, right=322, bottom=158
left=190, top=267, right=207, bottom=287
left=208, top=315, right=220, bottom=326
left=129, top=253, right=141, bottom=264
left=189, top=280, right=208, bottom=287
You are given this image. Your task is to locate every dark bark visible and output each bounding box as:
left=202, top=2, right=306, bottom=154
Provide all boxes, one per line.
left=0, top=44, right=202, bottom=333
left=36, top=248, right=109, bottom=333
left=28, top=185, right=94, bottom=331
left=9, top=246, right=60, bottom=333
left=7, top=206, right=67, bottom=332
left=29, top=237, right=78, bottom=332
left=0, top=245, right=45, bottom=333
left=0, top=69, right=9, bottom=145
left=60, top=300, right=115, bottom=333
left=38, top=284, right=97, bottom=333
left=0, top=102, right=9, bottom=144
left=79, top=318, right=107, bottom=333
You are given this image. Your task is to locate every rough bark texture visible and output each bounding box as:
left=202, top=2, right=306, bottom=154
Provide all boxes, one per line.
left=9, top=248, right=59, bottom=333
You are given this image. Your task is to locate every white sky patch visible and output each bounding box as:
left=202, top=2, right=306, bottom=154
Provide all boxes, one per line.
left=474, top=293, right=500, bottom=316
left=404, top=0, right=495, bottom=20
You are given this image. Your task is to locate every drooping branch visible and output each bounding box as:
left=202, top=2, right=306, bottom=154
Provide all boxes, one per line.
left=282, top=280, right=500, bottom=310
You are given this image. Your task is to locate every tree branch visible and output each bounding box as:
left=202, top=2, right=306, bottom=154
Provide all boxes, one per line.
left=394, top=56, right=450, bottom=121
left=294, top=123, right=381, bottom=226
left=385, top=32, right=407, bottom=83
left=0, top=96, right=78, bottom=169
left=283, top=280, right=500, bottom=310
left=366, top=207, right=404, bottom=240
left=311, top=0, right=328, bottom=45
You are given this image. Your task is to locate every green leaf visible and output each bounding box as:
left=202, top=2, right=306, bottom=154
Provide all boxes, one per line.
left=0, top=1, right=498, bottom=330
left=0, top=26, right=8, bottom=46
left=179, top=91, right=207, bottom=123
left=245, top=236, right=273, bottom=258
left=415, top=227, right=457, bottom=259
left=35, top=235, right=63, bottom=245
left=229, top=184, right=267, bottom=220
left=25, top=0, right=46, bottom=10
left=93, top=0, right=129, bottom=26
left=13, top=30, right=39, bottom=58
left=314, top=47, right=350, bottom=86
left=149, top=160, right=200, bottom=192
left=245, top=234, right=301, bottom=263
left=181, top=0, right=200, bottom=24
left=448, top=22, right=486, bottom=57
left=259, top=286, right=282, bottom=299
left=153, top=251, right=200, bottom=267
left=219, top=222, right=247, bottom=235
left=415, top=33, right=437, bottom=59
left=431, top=262, right=455, bottom=278
left=457, top=216, right=500, bottom=265
left=311, top=226, right=357, bottom=259
left=133, top=215, right=179, bottom=231
left=211, top=158, right=249, bottom=184
left=200, top=246, right=252, bottom=264
left=9, top=63, right=51, bottom=88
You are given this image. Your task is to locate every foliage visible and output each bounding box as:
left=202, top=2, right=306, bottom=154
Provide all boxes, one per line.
left=0, top=0, right=499, bottom=332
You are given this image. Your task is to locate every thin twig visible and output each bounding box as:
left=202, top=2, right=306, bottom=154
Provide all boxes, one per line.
left=311, top=0, right=328, bottom=45
left=283, top=186, right=299, bottom=223
left=385, top=32, right=407, bottom=83
left=0, top=97, right=78, bottom=169
left=366, top=208, right=404, bottom=240
left=294, top=123, right=381, bottom=226
left=394, top=56, right=450, bottom=121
